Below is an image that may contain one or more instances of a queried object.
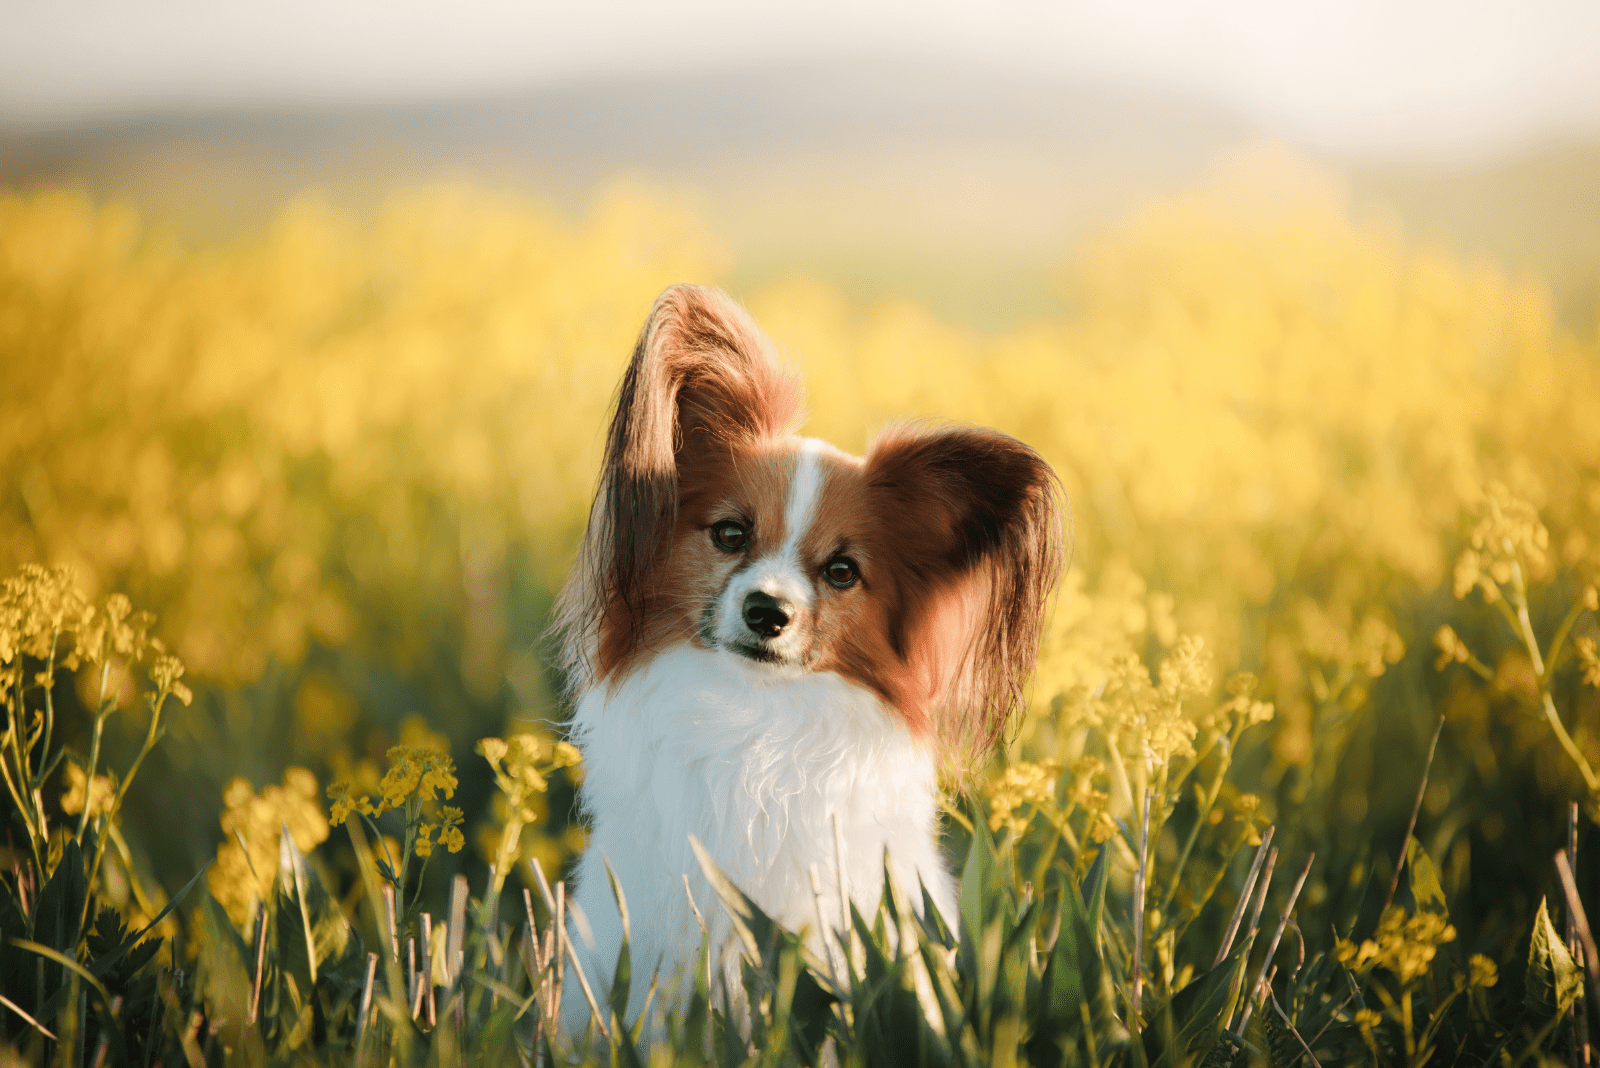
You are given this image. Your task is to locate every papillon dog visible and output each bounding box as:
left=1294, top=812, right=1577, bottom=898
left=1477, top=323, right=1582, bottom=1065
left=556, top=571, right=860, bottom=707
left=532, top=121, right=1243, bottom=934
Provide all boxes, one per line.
left=553, top=284, right=1061, bottom=1029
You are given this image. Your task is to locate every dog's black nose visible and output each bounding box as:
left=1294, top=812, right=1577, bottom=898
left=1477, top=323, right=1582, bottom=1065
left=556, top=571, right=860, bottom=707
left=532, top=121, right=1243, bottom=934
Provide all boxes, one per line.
left=742, top=591, right=791, bottom=638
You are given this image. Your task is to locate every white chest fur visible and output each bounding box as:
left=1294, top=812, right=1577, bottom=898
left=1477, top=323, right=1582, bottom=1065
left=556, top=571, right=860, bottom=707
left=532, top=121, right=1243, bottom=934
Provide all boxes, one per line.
left=563, top=644, right=956, bottom=1028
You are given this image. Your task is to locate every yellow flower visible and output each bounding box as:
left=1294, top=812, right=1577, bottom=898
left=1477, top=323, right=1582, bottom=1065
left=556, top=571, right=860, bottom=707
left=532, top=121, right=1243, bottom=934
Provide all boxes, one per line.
left=210, top=769, right=330, bottom=926
left=150, top=652, right=192, bottom=706
left=61, top=762, right=114, bottom=819
left=1064, top=756, right=1110, bottom=810
left=1468, top=953, right=1498, bottom=989
left=478, top=732, right=578, bottom=820
left=1343, top=905, right=1457, bottom=984
left=378, top=747, right=424, bottom=812
left=1433, top=625, right=1472, bottom=671
left=416, top=750, right=458, bottom=803
left=1577, top=637, right=1600, bottom=689
left=987, top=760, right=1063, bottom=834
left=327, top=782, right=358, bottom=825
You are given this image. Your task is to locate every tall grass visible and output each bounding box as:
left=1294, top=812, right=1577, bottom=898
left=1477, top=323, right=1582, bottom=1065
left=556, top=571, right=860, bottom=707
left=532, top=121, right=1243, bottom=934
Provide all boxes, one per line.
left=4, top=161, right=1600, bottom=1063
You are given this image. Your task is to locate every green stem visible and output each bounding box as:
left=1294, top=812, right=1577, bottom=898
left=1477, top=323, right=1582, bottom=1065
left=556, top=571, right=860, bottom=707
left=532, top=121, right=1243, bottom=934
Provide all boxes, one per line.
left=83, top=689, right=171, bottom=934
left=110, top=689, right=168, bottom=815
left=3, top=680, right=47, bottom=877
left=397, top=799, right=417, bottom=907
left=75, top=649, right=115, bottom=845
left=1105, top=736, right=1138, bottom=834
left=1163, top=734, right=1234, bottom=912
left=1508, top=563, right=1600, bottom=792
left=38, top=629, right=58, bottom=785
left=1544, top=598, right=1589, bottom=681
left=1402, top=988, right=1415, bottom=1063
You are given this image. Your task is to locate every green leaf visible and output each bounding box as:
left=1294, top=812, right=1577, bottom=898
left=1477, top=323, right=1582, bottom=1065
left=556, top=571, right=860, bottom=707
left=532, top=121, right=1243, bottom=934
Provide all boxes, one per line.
left=1524, top=896, right=1581, bottom=1024
left=959, top=808, right=1007, bottom=948
left=850, top=902, right=948, bottom=1068
left=1029, top=873, right=1127, bottom=1068
left=1082, top=846, right=1111, bottom=954
left=1404, top=837, right=1447, bottom=917
left=603, top=859, right=633, bottom=1031
left=1143, top=945, right=1248, bottom=1067
left=688, top=836, right=837, bottom=1065
left=29, top=838, right=87, bottom=953
left=272, top=826, right=359, bottom=1046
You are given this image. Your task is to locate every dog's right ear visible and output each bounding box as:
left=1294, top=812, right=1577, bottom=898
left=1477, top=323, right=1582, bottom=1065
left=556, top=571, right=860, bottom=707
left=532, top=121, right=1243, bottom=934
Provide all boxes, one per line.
left=554, top=284, right=803, bottom=685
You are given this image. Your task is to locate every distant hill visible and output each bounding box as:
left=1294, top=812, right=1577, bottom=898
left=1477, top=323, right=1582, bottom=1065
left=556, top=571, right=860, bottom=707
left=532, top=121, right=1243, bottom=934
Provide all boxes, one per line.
left=2, top=59, right=1595, bottom=331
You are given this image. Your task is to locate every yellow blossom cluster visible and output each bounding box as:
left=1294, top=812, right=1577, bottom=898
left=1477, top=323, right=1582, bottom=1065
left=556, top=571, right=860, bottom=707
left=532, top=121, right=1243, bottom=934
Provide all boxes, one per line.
left=1334, top=904, right=1457, bottom=985
left=0, top=186, right=716, bottom=690
left=60, top=761, right=114, bottom=818
left=1467, top=953, right=1498, bottom=990
left=1200, top=673, right=1276, bottom=736
left=209, top=768, right=330, bottom=926
left=328, top=746, right=458, bottom=823
left=1063, top=755, right=1111, bottom=812
left=479, top=734, right=582, bottom=820
left=1578, top=637, right=1600, bottom=688
left=1206, top=784, right=1271, bottom=848
left=0, top=564, right=168, bottom=689
left=987, top=760, right=1063, bottom=834
left=1453, top=482, right=1552, bottom=602
left=476, top=733, right=583, bottom=893
left=415, top=806, right=466, bottom=859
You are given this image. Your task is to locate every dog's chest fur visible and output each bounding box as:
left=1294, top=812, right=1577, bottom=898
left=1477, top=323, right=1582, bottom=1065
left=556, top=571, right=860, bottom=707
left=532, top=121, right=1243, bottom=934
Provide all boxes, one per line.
left=566, top=645, right=955, bottom=1020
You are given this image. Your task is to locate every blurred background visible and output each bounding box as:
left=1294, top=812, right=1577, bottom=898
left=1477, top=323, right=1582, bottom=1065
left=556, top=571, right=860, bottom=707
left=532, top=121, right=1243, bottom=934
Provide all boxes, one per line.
left=4, top=0, right=1600, bottom=954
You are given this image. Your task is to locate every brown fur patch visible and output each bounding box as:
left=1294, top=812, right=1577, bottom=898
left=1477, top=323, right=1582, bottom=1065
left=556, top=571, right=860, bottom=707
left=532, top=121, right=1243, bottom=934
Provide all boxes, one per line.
left=552, top=285, right=805, bottom=683
left=554, top=285, right=1065, bottom=771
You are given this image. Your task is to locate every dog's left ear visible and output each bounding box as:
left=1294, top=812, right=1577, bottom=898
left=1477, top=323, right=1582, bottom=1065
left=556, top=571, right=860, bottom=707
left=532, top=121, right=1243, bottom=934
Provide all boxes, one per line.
left=866, top=424, right=1066, bottom=760
left=553, top=285, right=803, bottom=686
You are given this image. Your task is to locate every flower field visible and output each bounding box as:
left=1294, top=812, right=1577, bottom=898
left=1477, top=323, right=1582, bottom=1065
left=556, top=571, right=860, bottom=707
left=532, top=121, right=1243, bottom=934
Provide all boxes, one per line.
left=3, top=166, right=1600, bottom=1065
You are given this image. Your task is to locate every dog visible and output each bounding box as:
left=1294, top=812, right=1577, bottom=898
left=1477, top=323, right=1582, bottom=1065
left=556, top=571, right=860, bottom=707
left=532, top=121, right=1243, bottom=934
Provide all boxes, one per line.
left=553, top=284, right=1061, bottom=1031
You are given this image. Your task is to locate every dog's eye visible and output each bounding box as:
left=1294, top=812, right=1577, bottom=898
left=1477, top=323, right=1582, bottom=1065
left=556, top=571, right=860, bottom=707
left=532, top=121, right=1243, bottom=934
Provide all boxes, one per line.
left=824, top=557, right=858, bottom=589
left=711, top=521, right=748, bottom=551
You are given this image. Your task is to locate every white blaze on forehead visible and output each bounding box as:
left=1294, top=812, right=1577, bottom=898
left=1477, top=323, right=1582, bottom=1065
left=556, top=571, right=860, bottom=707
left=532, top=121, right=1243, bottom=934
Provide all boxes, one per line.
left=779, top=438, right=827, bottom=570
left=714, top=438, right=829, bottom=658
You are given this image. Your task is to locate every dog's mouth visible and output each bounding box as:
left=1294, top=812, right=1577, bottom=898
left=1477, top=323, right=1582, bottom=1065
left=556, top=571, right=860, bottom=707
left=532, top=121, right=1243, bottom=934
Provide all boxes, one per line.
left=729, top=642, right=788, bottom=665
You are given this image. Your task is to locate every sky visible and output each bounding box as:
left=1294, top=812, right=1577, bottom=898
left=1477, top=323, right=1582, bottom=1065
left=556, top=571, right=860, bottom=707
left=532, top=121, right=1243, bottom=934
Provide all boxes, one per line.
left=3, top=0, right=1599, bottom=164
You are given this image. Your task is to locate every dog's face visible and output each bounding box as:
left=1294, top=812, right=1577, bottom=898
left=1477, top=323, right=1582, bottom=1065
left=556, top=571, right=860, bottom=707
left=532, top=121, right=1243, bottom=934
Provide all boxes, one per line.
left=555, top=285, right=1062, bottom=756
left=675, top=437, right=858, bottom=670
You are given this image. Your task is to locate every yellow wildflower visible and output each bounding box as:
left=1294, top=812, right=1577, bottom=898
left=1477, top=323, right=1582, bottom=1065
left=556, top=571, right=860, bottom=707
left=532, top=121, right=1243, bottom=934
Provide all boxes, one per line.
left=1468, top=953, right=1498, bottom=989
left=210, top=769, right=330, bottom=926
left=1434, top=625, right=1472, bottom=671
left=1340, top=905, right=1456, bottom=985
left=61, top=762, right=115, bottom=819
left=149, top=652, right=192, bottom=706
left=439, top=807, right=466, bottom=854
left=479, top=733, right=580, bottom=823
left=987, top=760, right=1063, bottom=834
left=1065, top=756, right=1110, bottom=810
left=1577, top=637, right=1600, bottom=689
left=1456, top=483, right=1551, bottom=603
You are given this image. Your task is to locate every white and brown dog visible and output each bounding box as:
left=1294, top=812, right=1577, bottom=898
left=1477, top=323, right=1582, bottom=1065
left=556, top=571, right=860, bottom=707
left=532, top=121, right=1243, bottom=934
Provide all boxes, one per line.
left=553, top=284, right=1061, bottom=1027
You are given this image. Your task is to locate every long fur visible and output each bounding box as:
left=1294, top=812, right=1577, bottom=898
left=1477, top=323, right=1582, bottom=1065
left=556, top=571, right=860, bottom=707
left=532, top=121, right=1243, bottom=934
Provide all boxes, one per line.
left=550, top=284, right=1064, bottom=1031
left=553, top=285, right=805, bottom=688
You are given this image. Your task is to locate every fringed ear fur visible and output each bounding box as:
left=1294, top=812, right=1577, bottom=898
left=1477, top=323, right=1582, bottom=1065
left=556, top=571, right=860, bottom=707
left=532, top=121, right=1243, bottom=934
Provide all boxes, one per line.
left=866, top=423, right=1066, bottom=769
left=553, top=284, right=804, bottom=685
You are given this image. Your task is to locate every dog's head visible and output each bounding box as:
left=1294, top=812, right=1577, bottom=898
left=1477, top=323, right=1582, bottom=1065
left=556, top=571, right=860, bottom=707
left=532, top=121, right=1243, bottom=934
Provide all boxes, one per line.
left=555, top=284, right=1064, bottom=758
